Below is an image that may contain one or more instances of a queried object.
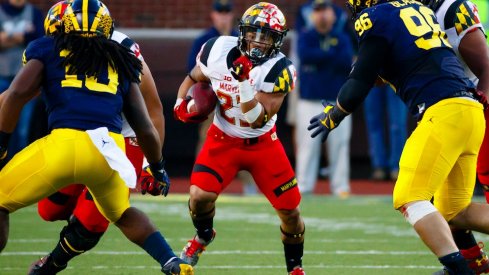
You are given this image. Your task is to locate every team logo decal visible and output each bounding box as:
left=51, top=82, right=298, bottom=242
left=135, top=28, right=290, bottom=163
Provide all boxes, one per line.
left=455, top=2, right=480, bottom=35
left=273, top=67, right=294, bottom=93
left=273, top=177, right=298, bottom=197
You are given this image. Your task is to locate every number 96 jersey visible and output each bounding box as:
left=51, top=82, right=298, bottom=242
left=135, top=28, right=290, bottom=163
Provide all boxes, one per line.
left=354, top=0, right=474, bottom=115
left=197, top=36, right=296, bottom=138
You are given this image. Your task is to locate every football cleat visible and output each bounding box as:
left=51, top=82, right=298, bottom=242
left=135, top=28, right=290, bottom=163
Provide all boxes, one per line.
left=161, top=257, right=194, bottom=275
left=433, top=242, right=489, bottom=275
left=462, top=243, right=489, bottom=274
left=289, top=266, right=306, bottom=275
left=28, top=254, right=67, bottom=275
left=180, top=229, right=216, bottom=266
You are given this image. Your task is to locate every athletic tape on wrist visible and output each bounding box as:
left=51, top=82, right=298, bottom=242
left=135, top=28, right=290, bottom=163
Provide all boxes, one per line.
left=174, top=98, right=183, bottom=109
left=239, top=80, right=254, bottom=103
left=401, top=201, right=438, bottom=226
left=244, top=103, right=263, bottom=123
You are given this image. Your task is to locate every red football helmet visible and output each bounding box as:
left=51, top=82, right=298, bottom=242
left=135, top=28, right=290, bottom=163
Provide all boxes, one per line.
left=44, top=0, right=71, bottom=36
left=238, top=2, right=288, bottom=65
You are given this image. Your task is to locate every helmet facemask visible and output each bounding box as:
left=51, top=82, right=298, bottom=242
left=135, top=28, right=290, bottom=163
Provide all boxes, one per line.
left=237, top=2, right=287, bottom=66
left=238, top=25, right=285, bottom=65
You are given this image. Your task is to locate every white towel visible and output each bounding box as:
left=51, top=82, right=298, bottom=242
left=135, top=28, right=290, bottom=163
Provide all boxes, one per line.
left=86, top=127, right=137, bottom=188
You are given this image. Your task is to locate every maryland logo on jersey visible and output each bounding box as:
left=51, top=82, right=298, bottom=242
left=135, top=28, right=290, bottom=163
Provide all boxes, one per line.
left=454, top=1, right=481, bottom=34
left=273, top=66, right=295, bottom=93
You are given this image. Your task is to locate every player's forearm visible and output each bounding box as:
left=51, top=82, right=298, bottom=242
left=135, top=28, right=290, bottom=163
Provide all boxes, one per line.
left=0, top=91, right=25, bottom=133
left=140, top=63, right=165, bottom=145
left=337, top=78, right=371, bottom=113
left=136, top=128, right=163, bottom=163
left=177, top=76, right=196, bottom=100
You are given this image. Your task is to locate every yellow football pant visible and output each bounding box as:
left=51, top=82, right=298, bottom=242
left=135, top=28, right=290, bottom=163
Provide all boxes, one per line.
left=0, top=128, right=130, bottom=222
left=393, top=98, right=485, bottom=221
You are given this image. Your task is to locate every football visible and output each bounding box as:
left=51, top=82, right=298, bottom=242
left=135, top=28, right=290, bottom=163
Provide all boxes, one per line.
left=186, top=82, right=218, bottom=117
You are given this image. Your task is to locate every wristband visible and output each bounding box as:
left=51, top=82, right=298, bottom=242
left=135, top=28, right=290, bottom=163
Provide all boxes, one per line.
left=174, top=98, right=184, bottom=109
left=329, top=105, right=348, bottom=125
left=142, top=157, right=149, bottom=169
left=239, top=80, right=254, bottom=103
left=149, top=156, right=165, bottom=172
left=244, top=103, right=263, bottom=123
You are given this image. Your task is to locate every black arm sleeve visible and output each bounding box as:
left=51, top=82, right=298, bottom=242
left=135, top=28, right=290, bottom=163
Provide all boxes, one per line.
left=337, top=36, right=388, bottom=113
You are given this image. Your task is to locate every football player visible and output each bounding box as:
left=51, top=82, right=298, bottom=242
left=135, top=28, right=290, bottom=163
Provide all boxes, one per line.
left=23, top=1, right=169, bottom=274
left=0, top=0, right=192, bottom=274
left=308, top=0, right=489, bottom=273
left=420, top=0, right=489, bottom=274
left=174, top=2, right=305, bottom=275
left=32, top=1, right=166, bottom=274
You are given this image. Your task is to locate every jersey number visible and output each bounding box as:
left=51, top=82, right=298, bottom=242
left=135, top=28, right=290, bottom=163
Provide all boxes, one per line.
left=59, top=50, right=119, bottom=94
left=399, top=6, right=450, bottom=50
left=354, top=13, right=373, bottom=37
left=216, top=90, right=250, bottom=127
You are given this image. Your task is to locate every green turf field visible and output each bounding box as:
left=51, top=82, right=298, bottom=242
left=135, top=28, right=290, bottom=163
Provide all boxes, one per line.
left=1, top=194, right=484, bottom=275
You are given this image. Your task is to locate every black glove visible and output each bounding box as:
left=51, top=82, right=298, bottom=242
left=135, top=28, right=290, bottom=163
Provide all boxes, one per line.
left=141, top=158, right=170, bottom=196
left=307, top=101, right=348, bottom=142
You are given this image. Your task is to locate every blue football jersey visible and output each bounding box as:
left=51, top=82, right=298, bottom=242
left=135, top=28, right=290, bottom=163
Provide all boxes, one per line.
left=355, top=0, right=475, bottom=115
left=24, top=36, right=131, bottom=133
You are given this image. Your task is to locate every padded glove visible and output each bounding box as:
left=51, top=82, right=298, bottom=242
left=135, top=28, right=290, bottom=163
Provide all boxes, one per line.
left=308, top=101, right=347, bottom=142
left=173, top=97, right=207, bottom=123
left=141, top=158, right=170, bottom=196
left=230, top=55, right=253, bottom=82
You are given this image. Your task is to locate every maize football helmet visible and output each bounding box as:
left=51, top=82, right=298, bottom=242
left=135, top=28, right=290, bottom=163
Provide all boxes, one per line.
left=238, top=2, right=287, bottom=65
left=347, top=0, right=391, bottom=19
left=44, top=1, right=71, bottom=36
left=419, top=0, right=444, bottom=10
left=62, top=0, right=113, bottom=38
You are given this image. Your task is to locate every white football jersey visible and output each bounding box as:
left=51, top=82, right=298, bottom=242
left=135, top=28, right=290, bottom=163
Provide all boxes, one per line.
left=435, top=0, right=486, bottom=85
left=110, top=31, right=145, bottom=138
left=197, top=36, right=296, bottom=138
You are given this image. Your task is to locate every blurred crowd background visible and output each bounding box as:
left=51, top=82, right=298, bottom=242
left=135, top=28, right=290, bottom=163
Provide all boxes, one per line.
left=4, top=0, right=489, bottom=181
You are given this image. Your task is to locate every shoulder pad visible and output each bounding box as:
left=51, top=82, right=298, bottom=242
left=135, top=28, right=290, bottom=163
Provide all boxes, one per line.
left=264, top=57, right=295, bottom=93
left=111, top=31, right=143, bottom=61
left=199, top=37, right=219, bottom=67
left=24, top=36, right=51, bottom=65
left=445, top=0, right=481, bottom=34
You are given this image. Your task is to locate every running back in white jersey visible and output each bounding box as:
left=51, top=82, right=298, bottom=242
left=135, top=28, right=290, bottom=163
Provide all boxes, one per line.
left=435, top=0, right=486, bottom=85
left=197, top=36, right=296, bottom=138
left=111, top=31, right=145, bottom=138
